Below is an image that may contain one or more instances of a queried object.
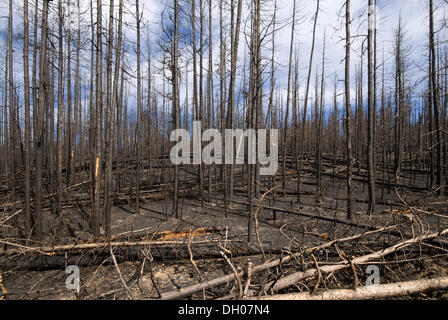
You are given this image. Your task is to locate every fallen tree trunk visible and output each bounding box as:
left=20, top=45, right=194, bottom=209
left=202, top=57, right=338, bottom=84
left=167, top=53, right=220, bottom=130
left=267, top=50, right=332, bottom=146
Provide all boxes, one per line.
left=255, top=228, right=448, bottom=296
left=215, top=198, right=375, bottom=229
left=0, top=238, right=236, bottom=256
left=159, top=225, right=398, bottom=300
left=249, top=277, right=448, bottom=300
left=282, top=158, right=429, bottom=192
left=212, top=197, right=448, bottom=247
left=160, top=227, right=448, bottom=300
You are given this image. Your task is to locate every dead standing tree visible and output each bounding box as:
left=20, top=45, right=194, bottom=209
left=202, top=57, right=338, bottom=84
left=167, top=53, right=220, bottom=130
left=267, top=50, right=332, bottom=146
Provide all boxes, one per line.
left=23, top=0, right=32, bottom=235
left=92, top=0, right=103, bottom=238
left=226, top=0, right=243, bottom=200
left=105, top=0, right=124, bottom=236
left=8, top=0, right=16, bottom=201
left=367, top=0, right=376, bottom=213
left=172, top=0, right=181, bottom=218
left=247, top=0, right=263, bottom=243
left=136, top=0, right=142, bottom=215
left=281, top=0, right=296, bottom=195
left=35, top=0, right=50, bottom=240
left=57, top=0, right=64, bottom=217
left=297, top=0, right=320, bottom=204
left=429, top=0, right=443, bottom=195
left=104, top=0, right=116, bottom=230
left=345, top=0, right=354, bottom=220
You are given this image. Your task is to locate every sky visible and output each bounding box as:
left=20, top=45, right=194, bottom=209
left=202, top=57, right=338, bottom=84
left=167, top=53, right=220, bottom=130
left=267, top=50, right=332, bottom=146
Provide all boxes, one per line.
left=0, top=0, right=446, bottom=127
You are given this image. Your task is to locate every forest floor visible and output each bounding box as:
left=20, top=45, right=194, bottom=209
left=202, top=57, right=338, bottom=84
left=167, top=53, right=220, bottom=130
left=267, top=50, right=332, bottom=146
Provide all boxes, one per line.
left=1, top=157, right=448, bottom=300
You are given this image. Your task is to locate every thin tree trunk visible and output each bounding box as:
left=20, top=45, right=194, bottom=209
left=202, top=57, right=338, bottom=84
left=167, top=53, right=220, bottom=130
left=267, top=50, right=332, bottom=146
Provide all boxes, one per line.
left=281, top=0, right=296, bottom=194
left=198, top=0, right=204, bottom=206
left=23, top=0, right=32, bottom=235
left=57, top=0, right=65, bottom=216
left=92, top=0, right=103, bottom=237
left=298, top=0, right=320, bottom=203
left=105, top=0, right=122, bottom=236
left=8, top=0, right=16, bottom=200
left=135, top=0, right=142, bottom=216
left=32, top=0, right=39, bottom=151
left=36, top=0, right=50, bottom=240
left=316, top=31, right=326, bottom=203
left=66, top=0, right=73, bottom=186
left=367, top=0, right=376, bottom=213
left=219, top=0, right=227, bottom=217
left=172, top=0, right=180, bottom=218
left=208, top=0, right=214, bottom=200
left=226, top=0, right=242, bottom=200
left=73, top=0, right=81, bottom=185
left=269, top=0, right=277, bottom=218
left=429, top=0, right=443, bottom=194
left=345, top=0, right=353, bottom=219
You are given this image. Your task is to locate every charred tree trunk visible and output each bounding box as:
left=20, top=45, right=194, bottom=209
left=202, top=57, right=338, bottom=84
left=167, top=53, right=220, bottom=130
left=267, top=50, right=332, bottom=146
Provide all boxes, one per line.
left=429, top=0, right=443, bottom=194
left=92, top=0, right=103, bottom=237
left=57, top=0, right=65, bottom=216
left=172, top=0, right=180, bottom=218
left=136, top=0, right=142, bottom=215
left=281, top=0, right=296, bottom=194
left=367, top=0, right=376, bottom=213
left=23, top=0, right=32, bottom=235
left=298, top=0, right=320, bottom=203
left=345, top=0, right=353, bottom=219
left=36, top=0, right=50, bottom=240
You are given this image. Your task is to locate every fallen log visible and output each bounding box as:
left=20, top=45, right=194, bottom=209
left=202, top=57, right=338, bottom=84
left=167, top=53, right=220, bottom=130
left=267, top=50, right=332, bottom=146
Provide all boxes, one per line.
left=0, top=238, right=236, bottom=256
left=211, top=197, right=375, bottom=230
left=249, top=277, right=448, bottom=300
left=255, top=228, right=448, bottom=296
left=212, top=197, right=448, bottom=247
left=159, top=225, right=399, bottom=300
left=0, top=241, right=266, bottom=272
left=282, top=159, right=429, bottom=192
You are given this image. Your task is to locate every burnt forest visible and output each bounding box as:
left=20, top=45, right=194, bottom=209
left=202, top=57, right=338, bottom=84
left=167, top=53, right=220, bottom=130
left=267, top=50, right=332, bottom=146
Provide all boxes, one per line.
left=0, top=0, right=448, bottom=301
